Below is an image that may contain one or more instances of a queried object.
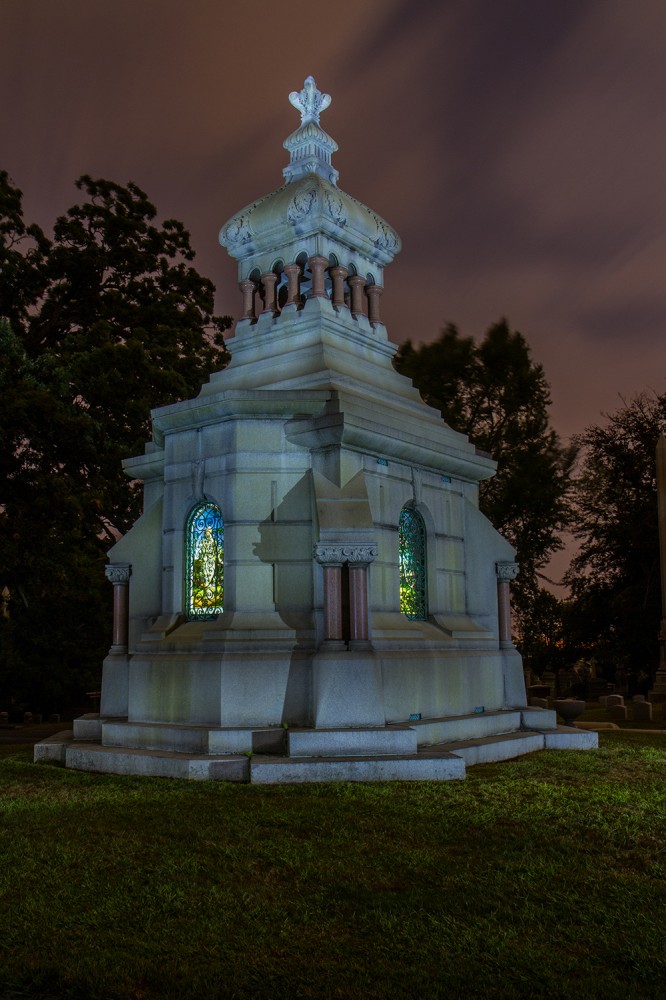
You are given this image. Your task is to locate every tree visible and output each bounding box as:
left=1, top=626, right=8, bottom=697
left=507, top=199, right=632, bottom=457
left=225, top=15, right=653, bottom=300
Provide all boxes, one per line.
left=394, top=321, right=575, bottom=619
left=0, top=170, right=49, bottom=331
left=565, top=392, right=666, bottom=685
left=0, top=174, right=231, bottom=713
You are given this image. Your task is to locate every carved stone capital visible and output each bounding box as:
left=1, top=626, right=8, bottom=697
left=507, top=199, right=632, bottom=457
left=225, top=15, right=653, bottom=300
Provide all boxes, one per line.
left=314, top=543, right=378, bottom=566
left=496, top=561, right=519, bottom=582
left=105, top=564, right=132, bottom=585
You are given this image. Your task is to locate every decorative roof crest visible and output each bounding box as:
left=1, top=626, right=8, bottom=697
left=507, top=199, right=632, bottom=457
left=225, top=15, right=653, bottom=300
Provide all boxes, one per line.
left=289, top=76, right=331, bottom=125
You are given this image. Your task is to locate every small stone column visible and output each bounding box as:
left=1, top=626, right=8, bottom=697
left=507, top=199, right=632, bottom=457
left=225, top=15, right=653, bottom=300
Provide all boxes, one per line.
left=314, top=545, right=344, bottom=642
left=239, top=279, right=256, bottom=320
left=496, top=562, right=519, bottom=649
left=345, top=547, right=377, bottom=645
left=329, top=266, right=348, bottom=308
left=283, top=263, right=302, bottom=307
left=307, top=255, right=329, bottom=298
left=261, top=272, right=278, bottom=314
left=365, top=283, right=383, bottom=325
left=347, top=275, right=366, bottom=317
left=105, top=564, right=132, bottom=653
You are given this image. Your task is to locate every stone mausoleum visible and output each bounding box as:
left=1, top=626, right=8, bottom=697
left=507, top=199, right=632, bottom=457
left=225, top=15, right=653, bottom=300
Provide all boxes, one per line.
left=36, top=78, right=595, bottom=781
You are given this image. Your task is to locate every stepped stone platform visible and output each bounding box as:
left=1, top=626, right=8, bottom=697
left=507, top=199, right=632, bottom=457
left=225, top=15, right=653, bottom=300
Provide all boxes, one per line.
left=34, top=708, right=597, bottom=784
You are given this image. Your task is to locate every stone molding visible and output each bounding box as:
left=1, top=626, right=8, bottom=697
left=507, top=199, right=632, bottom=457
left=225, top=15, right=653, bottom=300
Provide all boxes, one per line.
left=105, top=564, right=132, bottom=585
left=496, top=561, right=519, bottom=582
left=314, top=543, right=378, bottom=566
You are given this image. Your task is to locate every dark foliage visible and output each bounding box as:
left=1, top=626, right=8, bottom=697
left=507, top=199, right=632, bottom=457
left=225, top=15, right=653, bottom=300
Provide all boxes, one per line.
left=394, top=320, right=575, bottom=622
left=565, top=392, right=666, bottom=683
left=0, top=174, right=231, bottom=712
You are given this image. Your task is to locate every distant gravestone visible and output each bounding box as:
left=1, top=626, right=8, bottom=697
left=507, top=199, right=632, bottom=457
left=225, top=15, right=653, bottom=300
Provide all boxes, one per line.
left=542, top=672, right=557, bottom=695
left=599, top=695, right=608, bottom=708
left=607, top=704, right=628, bottom=721
left=606, top=694, right=625, bottom=708
left=633, top=701, right=653, bottom=722
left=633, top=694, right=646, bottom=703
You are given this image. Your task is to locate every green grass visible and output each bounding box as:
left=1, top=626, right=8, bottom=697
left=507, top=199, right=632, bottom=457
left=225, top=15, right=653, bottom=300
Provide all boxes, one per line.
left=1, top=733, right=665, bottom=999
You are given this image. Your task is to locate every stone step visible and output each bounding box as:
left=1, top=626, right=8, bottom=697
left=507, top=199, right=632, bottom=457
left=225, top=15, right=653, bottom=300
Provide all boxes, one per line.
left=36, top=725, right=598, bottom=783
left=101, top=721, right=286, bottom=755
left=404, top=709, right=524, bottom=747
left=65, top=743, right=250, bottom=781
left=250, top=751, right=466, bottom=784
left=33, top=730, right=72, bottom=765
left=401, top=708, right=558, bottom=748
left=286, top=726, right=417, bottom=758
left=436, top=730, right=545, bottom=765
left=73, top=714, right=103, bottom=741
left=543, top=726, right=598, bottom=750
left=434, top=725, right=598, bottom=766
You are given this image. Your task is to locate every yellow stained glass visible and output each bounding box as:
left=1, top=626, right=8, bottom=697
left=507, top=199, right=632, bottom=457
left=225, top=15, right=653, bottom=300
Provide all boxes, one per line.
left=185, top=503, right=224, bottom=620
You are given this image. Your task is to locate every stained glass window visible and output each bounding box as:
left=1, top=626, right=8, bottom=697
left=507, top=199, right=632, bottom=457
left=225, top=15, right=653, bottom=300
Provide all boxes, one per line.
left=399, top=507, right=427, bottom=620
left=185, top=503, right=224, bottom=620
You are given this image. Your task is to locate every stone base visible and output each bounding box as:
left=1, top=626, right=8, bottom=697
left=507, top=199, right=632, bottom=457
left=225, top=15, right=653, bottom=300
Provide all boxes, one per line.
left=312, top=648, right=384, bottom=727
left=34, top=710, right=598, bottom=783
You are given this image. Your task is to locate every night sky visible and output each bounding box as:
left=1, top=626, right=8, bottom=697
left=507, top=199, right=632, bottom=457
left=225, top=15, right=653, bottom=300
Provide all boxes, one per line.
left=3, top=0, right=665, bottom=446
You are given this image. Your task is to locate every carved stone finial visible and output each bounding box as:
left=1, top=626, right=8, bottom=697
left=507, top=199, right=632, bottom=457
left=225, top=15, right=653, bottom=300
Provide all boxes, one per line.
left=289, top=76, right=331, bottom=125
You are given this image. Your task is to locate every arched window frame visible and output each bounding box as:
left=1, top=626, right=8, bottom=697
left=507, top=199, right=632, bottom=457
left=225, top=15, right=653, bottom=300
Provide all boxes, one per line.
left=184, top=502, right=224, bottom=621
left=399, top=505, right=427, bottom=620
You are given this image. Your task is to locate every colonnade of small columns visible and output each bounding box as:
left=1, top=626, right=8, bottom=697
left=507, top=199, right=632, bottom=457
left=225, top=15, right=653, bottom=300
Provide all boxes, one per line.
left=239, top=255, right=383, bottom=324
left=314, top=543, right=378, bottom=646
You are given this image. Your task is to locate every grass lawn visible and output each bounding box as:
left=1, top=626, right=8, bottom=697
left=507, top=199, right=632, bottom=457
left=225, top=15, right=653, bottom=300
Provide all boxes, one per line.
left=1, top=732, right=665, bottom=1000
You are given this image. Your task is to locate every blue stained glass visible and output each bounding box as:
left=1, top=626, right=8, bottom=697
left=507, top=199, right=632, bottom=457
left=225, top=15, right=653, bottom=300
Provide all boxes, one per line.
left=399, top=507, right=427, bottom=620
left=185, top=503, right=224, bottom=620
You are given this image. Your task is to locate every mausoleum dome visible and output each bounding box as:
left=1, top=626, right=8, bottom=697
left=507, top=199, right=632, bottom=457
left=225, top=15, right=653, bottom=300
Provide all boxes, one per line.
left=219, top=76, right=401, bottom=283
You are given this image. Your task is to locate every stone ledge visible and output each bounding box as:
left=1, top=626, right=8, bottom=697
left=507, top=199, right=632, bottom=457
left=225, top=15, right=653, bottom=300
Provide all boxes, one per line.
left=33, top=730, right=73, bottom=765
left=250, top=752, right=465, bottom=784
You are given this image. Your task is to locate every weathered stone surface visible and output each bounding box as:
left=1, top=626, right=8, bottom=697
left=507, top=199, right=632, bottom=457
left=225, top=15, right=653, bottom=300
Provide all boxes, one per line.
left=521, top=707, right=558, bottom=730
left=632, top=701, right=653, bottom=722
left=250, top=752, right=465, bottom=784
left=33, top=731, right=72, bottom=764
left=441, top=732, right=544, bottom=766
left=72, top=714, right=102, bottom=741
left=287, top=727, right=417, bottom=758
left=544, top=727, right=598, bottom=750
left=65, top=744, right=249, bottom=782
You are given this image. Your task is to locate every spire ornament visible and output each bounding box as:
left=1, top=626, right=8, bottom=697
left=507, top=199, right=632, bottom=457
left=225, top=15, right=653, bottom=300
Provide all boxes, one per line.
left=289, top=76, right=331, bottom=125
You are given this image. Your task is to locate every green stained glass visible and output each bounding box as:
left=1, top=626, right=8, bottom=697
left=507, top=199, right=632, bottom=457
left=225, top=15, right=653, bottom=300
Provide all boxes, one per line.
left=185, top=503, right=224, bottom=620
left=399, top=507, right=427, bottom=620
